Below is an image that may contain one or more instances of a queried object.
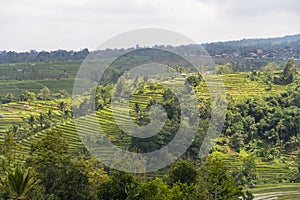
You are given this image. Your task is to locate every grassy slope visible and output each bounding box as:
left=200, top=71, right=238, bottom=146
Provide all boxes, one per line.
left=0, top=78, right=93, bottom=96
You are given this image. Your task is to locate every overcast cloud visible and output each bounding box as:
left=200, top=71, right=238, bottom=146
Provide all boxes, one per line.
left=1, top=0, right=300, bottom=51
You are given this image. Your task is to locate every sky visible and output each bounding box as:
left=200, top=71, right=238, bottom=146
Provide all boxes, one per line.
left=1, top=0, right=300, bottom=52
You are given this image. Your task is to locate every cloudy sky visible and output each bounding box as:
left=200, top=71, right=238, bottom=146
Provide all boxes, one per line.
left=1, top=0, right=300, bottom=51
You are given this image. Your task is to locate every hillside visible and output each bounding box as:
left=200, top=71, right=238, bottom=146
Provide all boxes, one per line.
left=0, top=37, right=300, bottom=199
left=203, top=34, right=300, bottom=59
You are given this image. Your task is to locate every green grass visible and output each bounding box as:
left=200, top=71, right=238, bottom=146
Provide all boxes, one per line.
left=0, top=78, right=91, bottom=97
left=0, top=61, right=81, bottom=81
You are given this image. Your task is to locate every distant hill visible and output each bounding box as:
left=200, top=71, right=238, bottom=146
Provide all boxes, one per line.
left=0, top=34, right=300, bottom=66
left=206, top=34, right=300, bottom=46
left=202, top=34, right=300, bottom=60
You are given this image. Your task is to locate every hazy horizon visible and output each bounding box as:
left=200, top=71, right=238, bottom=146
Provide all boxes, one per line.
left=1, top=32, right=299, bottom=53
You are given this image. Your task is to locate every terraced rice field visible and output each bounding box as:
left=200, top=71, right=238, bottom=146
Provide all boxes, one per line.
left=196, top=73, right=286, bottom=99
left=0, top=78, right=92, bottom=97
left=0, top=99, right=69, bottom=150
left=251, top=183, right=300, bottom=200
left=222, top=154, right=297, bottom=183
left=0, top=73, right=292, bottom=180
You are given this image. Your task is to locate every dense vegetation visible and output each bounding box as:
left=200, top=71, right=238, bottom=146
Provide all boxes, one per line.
left=0, top=40, right=300, bottom=199
left=0, top=49, right=89, bottom=64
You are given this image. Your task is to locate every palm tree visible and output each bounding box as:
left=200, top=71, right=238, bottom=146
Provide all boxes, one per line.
left=0, top=167, right=39, bottom=200
left=47, top=110, right=52, bottom=120
left=28, top=115, right=35, bottom=129
left=10, top=124, right=18, bottom=135
left=38, top=113, right=44, bottom=128
left=59, top=101, right=66, bottom=111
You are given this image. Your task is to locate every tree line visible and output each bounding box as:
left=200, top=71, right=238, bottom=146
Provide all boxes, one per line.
left=0, top=49, right=89, bottom=64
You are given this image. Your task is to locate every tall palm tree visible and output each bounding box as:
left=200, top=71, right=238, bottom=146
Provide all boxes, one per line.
left=38, top=113, right=44, bottom=128
left=28, top=115, right=35, bottom=129
left=59, top=101, right=66, bottom=111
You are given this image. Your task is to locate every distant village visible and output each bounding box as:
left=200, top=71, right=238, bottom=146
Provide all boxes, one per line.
left=210, top=47, right=300, bottom=60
